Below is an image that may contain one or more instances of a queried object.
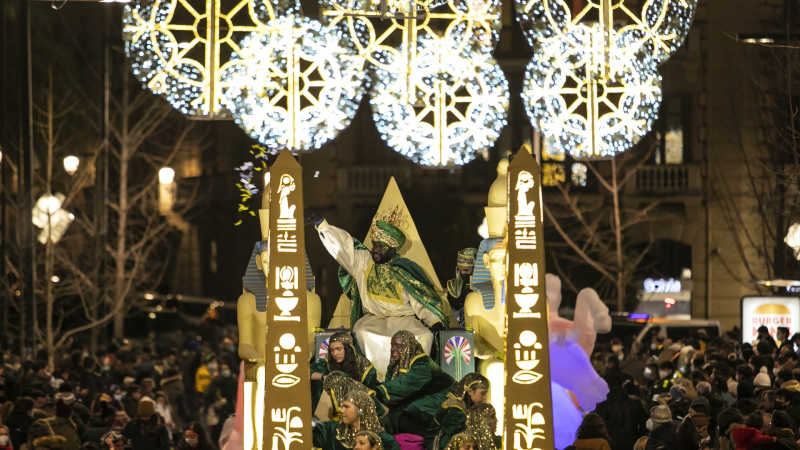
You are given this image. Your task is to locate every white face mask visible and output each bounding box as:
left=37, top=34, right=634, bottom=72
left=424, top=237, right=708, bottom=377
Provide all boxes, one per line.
left=0, top=435, right=8, bottom=445
left=646, top=419, right=654, bottom=431
left=185, top=437, right=198, bottom=447
left=644, top=368, right=653, bottom=379
left=651, top=343, right=658, bottom=350
left=659, top=370, right=669, bottom=379
left=115, top=394, right=123, bottom=402
left=774, top=367, right=781, bottom=376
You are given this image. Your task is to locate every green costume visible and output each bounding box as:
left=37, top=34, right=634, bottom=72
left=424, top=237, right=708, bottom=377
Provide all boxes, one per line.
left=319, top=372, right=387, bottom=421
left=311, top=331, right=378, bottom=411
left=375, top=331, right=455, bottom=435
left=313, top=390, right=400, bottom=450
left=425, top=373, right=490, bottom=450
left=443, top=432, right=475, bottom=450
left=446, top=248, right=478, bottom=327
left=467, top=403, right=500, bottom=450
left=337, top=220, right=449, bottom=330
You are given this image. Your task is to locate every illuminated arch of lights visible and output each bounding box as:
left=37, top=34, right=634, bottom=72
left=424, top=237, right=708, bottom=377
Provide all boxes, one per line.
left=123, top=0, right=275, bottom=118
left=322, top=0, right=509, bottom=167
left=515, top=0, right=696, bottom=158
left=219, top=16, right=367, bottom=151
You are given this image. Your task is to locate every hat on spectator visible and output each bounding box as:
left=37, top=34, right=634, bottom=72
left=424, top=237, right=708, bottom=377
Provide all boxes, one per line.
left=754, top=367, right=771, bottom=387
left=696, top=381, right=712, bottom=395
left=138, top=399, right=155, bottom=417
left=691, top=396, right=710, bottom=409
left=650, top=405, right=672, bottom=424
left=669, top=385, right=686, bottom=401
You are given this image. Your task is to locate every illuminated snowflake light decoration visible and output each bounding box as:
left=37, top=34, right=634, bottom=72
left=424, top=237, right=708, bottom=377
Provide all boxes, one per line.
left=323, top=0, right=509, bottom=167
left=515, top=0, right=696, bottom=159
left=123, top=0, right=273, bottom=118
left=220, top=16, right=367, bottom=150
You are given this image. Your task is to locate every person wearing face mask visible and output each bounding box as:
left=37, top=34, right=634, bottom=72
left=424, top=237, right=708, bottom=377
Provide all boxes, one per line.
left=177, top=422, right=217, bottom=450
left=0, top=425, right=12, bottom=450
left=621, top=343, right=651, bottom=388
left=649, top=362, right=675, bottom=406
left=646, top=405, right=681, bottom=450
left=773, top=389, right=800, bottom=434
left=425, top=373, right=490, bottom=450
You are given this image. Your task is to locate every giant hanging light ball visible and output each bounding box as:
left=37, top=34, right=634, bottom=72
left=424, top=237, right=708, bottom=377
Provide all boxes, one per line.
left=515, top=0, right=696, bottom=159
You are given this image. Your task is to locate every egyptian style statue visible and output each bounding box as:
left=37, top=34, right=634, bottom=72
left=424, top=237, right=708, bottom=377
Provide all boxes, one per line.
left=236, top=182, right=321, bottom=450
left=464, top=159, right=509, bottom=426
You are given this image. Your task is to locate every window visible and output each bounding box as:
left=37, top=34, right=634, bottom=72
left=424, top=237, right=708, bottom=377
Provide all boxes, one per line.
left=656, top=96, right=689, bottom=165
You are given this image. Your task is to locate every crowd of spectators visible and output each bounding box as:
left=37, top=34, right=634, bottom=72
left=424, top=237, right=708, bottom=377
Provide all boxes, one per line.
left=0, top=330, right=238, bottom=450
left=567, top=326, right=800, bottom=450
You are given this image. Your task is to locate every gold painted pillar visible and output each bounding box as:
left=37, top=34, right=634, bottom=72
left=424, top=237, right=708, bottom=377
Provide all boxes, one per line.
left=265, top=150, right=312, bottom=450
left=505, top=147, right=555, bottom=450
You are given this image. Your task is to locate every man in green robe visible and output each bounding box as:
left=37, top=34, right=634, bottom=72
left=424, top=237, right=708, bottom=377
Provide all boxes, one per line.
left=305, top=210, right=449, bottom=378
left=375, top=331, right=455, bottom=436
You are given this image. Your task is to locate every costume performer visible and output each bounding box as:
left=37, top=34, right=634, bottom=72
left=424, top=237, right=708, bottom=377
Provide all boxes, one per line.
left=446, top=249, right=478, bottom=327
left=320, top=371, right=385, bottom=421
left=375, top=330, right=455, bottom=436
left=305, top=209, right=449, bottom=376
left=311, top=331, right=378, bottom=410
left=443, top=432, right=476, bottom=450
left=313, top=390, right=400, bottom=450
left=466, top=403, right=499, bottom=450
left=425, top=373, right=489, bottom=450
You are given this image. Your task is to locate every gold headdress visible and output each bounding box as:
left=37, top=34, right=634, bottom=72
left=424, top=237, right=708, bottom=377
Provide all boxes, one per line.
left=354, top=430, right=385, bottom=450
left=448, top=373, right=490, bottom=401
left=336, top=390, right=384, bottom=448
left=370, top=206, right=406, bottom=250
left=387, top=330, right=426, bottom=379
left=467, top=403, right=498, bottom=450
left=443, top=432, right=476, bottom=450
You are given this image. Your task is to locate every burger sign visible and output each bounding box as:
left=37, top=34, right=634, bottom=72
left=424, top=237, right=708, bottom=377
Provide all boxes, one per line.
left=741, top=297, right=800, bottom=343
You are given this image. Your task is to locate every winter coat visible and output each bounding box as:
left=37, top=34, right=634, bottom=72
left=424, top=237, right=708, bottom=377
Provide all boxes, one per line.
left=649, top=422, right=682, bottom=450
left=46, top=417, right=81, bottom=450
left=161, top=374, right=188, bottom=430
left=569, top=438, right=612, bottom=450
left=754, top=428, right=800, bottom=450
left=6, top=413, right=33, bottom=450
left=593, top=388, right=648, bottom=450
left=732, top=427, right=776, bottom=450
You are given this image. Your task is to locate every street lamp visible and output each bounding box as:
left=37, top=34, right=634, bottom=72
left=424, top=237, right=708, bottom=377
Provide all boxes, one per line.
left=63, top=155, right=79, bottom=176
left=158, top=167, right=176, bottom=214
left=31, top=193, right=74, bottom=244
left=785, top=223, right=800, bottom=260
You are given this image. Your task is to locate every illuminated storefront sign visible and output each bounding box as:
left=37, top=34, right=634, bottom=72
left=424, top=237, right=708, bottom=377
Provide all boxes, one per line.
left=741, top=297, right=800, bottom=344
left=506, top=146, right=555, bottom=450
left=643, top=278, right=682, bottom=294
left=265, top=150, right=311, bottom=450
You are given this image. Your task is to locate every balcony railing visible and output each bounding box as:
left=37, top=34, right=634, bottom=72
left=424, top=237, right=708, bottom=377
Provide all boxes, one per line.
left=630, top=164, right=701, bottom=195
left=337, top=166, right=412, bottom=196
